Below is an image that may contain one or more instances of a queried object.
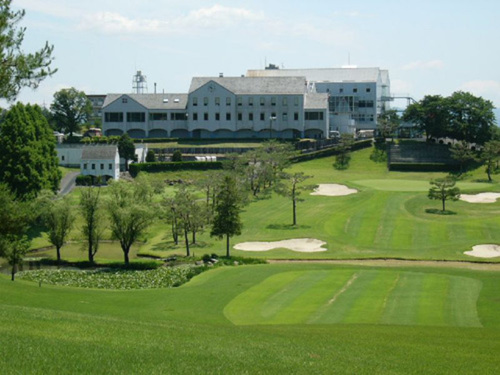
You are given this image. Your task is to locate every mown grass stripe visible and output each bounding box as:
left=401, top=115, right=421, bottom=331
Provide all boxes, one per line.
left=268, top=270, right=356, bottom=324
left=380, top=272, right=423, bottom=325
left=417, top=274, right=449, bottom=326
left=311, top=271, right=378, bottom=324
left=446, top=276, right=482, bottom=327
left=342, top=270, right=400, bottom=324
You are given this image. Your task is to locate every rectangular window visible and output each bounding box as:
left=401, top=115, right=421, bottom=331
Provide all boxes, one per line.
left=249, top=113, right=254, bottom=121
left=260, top=112, right=265, bottom=121
left=61, top=155, right=65, bottom=161
left=237, top=112, right=242, bottom=121
left=100, top=164, right=104, bottom=170
left=171, top=113, right=187, bottom=121
left=366, top=100, right=374, bottom=108
left=282, top=113, right=288, bottom=121
left=271, top=112, right=276, bottom=119
left=260, top=97, right=265, bottom=106
left=126, top=112, right=146, bottom=122
left=226, top=112, right=231, bottom=121
left=237, top=97, right=242, bottom=106
left=149, top=113, right=168, bottom=121
left=203, top=97, right=208, bottom=106
left=109, top=164, right=112, bottom=169
left=248, top=97, right=253, bottom=106
left=193, top=97, right=198, bottom=106
left=271, top=97, right=276, bottom=106
left=305, top=111, right=324, bottom=121
left=366, top=88, right=371, bottom=93
left=294, top=97, right=299, bottom=106
left=294, top=112, right=299, bottom=121
left=215, top=113, right=220, bottom=121
left=215, top=97, right=220, bottom=106
left=282, top=97, right=288, bottom=106
left=339, top=88, right=343, bottom=93
left=83, top=163, right=87, bottom=170
left=353, top=88, right=358, bottom=93
left=193, top=112, right=198, bottom=121
left=104, top=112, right=123, bottom=122
left=226, top=97, right=231, bottom=106
left=92, top=164, right=95, bottom=170
left=204, top=113, right=209, bottom=121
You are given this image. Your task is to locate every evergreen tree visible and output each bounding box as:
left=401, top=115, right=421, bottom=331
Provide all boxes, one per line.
left=428, top=177, right=461, bottom=212
left=0, top=102, right=61, bottom=199
left=211, top=175, right=243, bottom=257
left=118, top=133, right=136, bottom=171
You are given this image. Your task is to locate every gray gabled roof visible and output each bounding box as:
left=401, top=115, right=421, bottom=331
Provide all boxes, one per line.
left=189, top=76, right=307, bottom=95
left=247, top=67, right=383, bottom=83
left=81, top=145, right=118, bottom=160
left=103, top=93, right=188, bottom=110
left=304, top=93, right=329, bottom=110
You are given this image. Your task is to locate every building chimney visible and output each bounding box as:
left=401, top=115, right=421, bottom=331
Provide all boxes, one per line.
left=219, top=72, right=224, bottom=78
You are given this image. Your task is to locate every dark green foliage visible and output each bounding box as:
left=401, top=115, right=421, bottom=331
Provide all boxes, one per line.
left=129, top=161, right=223, bottom=177
left=449, top=141, right=476, bottom=175
left=75, top=175, right=93, bottom=186
left=145, top=149, right=156, bottom=162
left=291, top=139, right=372, bottom=163
left=43, top=197, right=75, bottom=263
left=370, top=139, right=388, bottom=162
left=0, top=102, right=61, bottom=199
left=389, top=163, right=460, bottom=172
left=211, top=175, right=243, bottom=257
left=79, top=187, right=104, bottom=263
left=171, top=150, right=183, bottom=162
left=334, top=134, right=354, bottom=170
left=428, top=177, right=461, bottom=212
left=118, top=134, right=136, bottom=171
left=0, top=0, right=56, bottom=100
left=404, top=92, right=496, bottom=144
left=377, top=109, right=400, bottom=140
left=481, top=140, right=500, bottom=181
left=50, top=87, right=92, bottom=136
left=274, top=172, right=312, bottom=226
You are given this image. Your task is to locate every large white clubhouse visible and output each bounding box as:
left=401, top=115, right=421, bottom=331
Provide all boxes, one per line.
left=101, top=66, right=390, bottom=139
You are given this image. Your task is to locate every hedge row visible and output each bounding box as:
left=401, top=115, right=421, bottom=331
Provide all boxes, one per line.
left=129, top=161, right=223, bottom=177
left=291, top=139, right=373, bottom=163
left=388, top=163, right=460, bottom=172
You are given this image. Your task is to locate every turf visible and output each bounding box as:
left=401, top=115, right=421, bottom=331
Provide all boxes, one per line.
left=1, top=263, right=500, bottom=374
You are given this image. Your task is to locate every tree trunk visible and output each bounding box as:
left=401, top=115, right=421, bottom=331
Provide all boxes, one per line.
left=11, top=264, right=16, bottom=281
left=442, top=198, right=446, bottom=212
left=226, top=234, right=230, bottom=258
left=192, top=230, right=196, bottom=244
left=124, top=248, right=130, bottom=266
left=56, top=246, right=61, bottom=263
left=184, top=229, right=190, bottom=257
left=292, top=198, right=297, bottom=226
left=88, top=243, right=94, bottom=263
left=487, top=166, right=492, bottom=182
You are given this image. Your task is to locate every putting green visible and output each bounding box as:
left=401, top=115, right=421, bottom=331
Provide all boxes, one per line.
left=224, top=269, right=482, bottom=327
left=352, top=179, right=493, bottom=192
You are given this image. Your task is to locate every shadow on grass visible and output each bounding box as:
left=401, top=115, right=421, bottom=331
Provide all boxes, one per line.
left=473, top=178, right=494, bottom=183
left=425, top=208, right=457, bottom=216
left=266, top=224, right=311, bottom=230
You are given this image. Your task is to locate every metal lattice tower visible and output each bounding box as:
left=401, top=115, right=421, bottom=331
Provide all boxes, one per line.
left=132, top=71, right=148, bottom=94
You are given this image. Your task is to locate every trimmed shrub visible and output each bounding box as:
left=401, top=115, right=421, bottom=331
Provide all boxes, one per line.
left=145, top=150, right=156, bottom=162
left=75, top=175, right=93, bottom=186
left=171, top=150, right=183, bottom=162
left=291, top=139, right=372, bottom=163
left=129, top=161, right=223, bottom=177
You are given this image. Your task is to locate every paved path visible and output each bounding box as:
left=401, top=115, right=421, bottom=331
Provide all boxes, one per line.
left=267, top=258, right=500, bottom=271
left=58, top=171, right=79, bottom=196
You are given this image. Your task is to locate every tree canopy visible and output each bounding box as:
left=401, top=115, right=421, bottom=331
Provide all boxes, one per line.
left=118, top=133, right=136, bottom=171
left=0, top=102, right=61, bottom=199
left=428, top=177, right=460, bottom=212
left=50, top=87, right=92, bottom=136
left=0, top=0, right=56, bottom=100
left=403, top=92, right=496, bottom=144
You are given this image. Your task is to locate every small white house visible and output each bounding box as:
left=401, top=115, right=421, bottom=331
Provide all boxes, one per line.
left=80, top=145, right=120, bottom=181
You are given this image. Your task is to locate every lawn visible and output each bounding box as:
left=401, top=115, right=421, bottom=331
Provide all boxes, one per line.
left=1, top=263, right=499, bottom=374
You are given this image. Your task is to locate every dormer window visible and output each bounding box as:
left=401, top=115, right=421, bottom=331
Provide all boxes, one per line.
left=122, top=98, right=128, bottom=104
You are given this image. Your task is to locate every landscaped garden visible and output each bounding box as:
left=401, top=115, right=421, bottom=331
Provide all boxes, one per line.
left=2, top=144, right=500, bottom=374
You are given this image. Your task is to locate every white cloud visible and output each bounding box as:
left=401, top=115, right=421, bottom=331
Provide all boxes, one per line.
left=460, top=80, right=500, bottom=106
left=402, top=60, right=445, bottom=70
left=79, top=5, right=265, bottom=35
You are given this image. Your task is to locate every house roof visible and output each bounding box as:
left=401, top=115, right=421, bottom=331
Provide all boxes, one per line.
left=304, top=93, right=329, bottom=110
left=81, top=145, right=118, bottom=160
left=246, top=67, right=383, bottom=83
left=103, top=93, right=188, bottom=110
left=189, top=76, right=307, bottom=95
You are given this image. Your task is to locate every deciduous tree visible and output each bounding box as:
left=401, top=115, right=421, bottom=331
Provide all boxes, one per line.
left=481, top=140, right=500, bottom=181
left=274, top=172, right=312, bottom=226
left=50, top=87, right=92, bottom=136
left=43, top=197, right=75, bottom=263
left=0, top=102, right=61, bottom=199
left=80, top=187, right=104, bottom=263
left=118, top=133, right=136, bottom=171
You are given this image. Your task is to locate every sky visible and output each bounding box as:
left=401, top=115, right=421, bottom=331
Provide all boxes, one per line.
left=6, top=0, right=500, bottom=116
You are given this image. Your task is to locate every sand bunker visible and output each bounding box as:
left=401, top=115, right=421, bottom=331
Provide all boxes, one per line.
left=459, top=193, right=500, bottom=203
left=234, top=238, right=327, bottom=253
left=464, top=244, right=500, bottom=258
left=311, top=184, right=357, bottom=197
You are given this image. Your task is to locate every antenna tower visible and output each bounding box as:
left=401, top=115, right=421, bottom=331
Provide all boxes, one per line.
left=132, top=71, right=148, bottom=94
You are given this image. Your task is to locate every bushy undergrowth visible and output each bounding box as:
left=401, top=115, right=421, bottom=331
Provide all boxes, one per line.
left=17, top=265, right=204, bottom=290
